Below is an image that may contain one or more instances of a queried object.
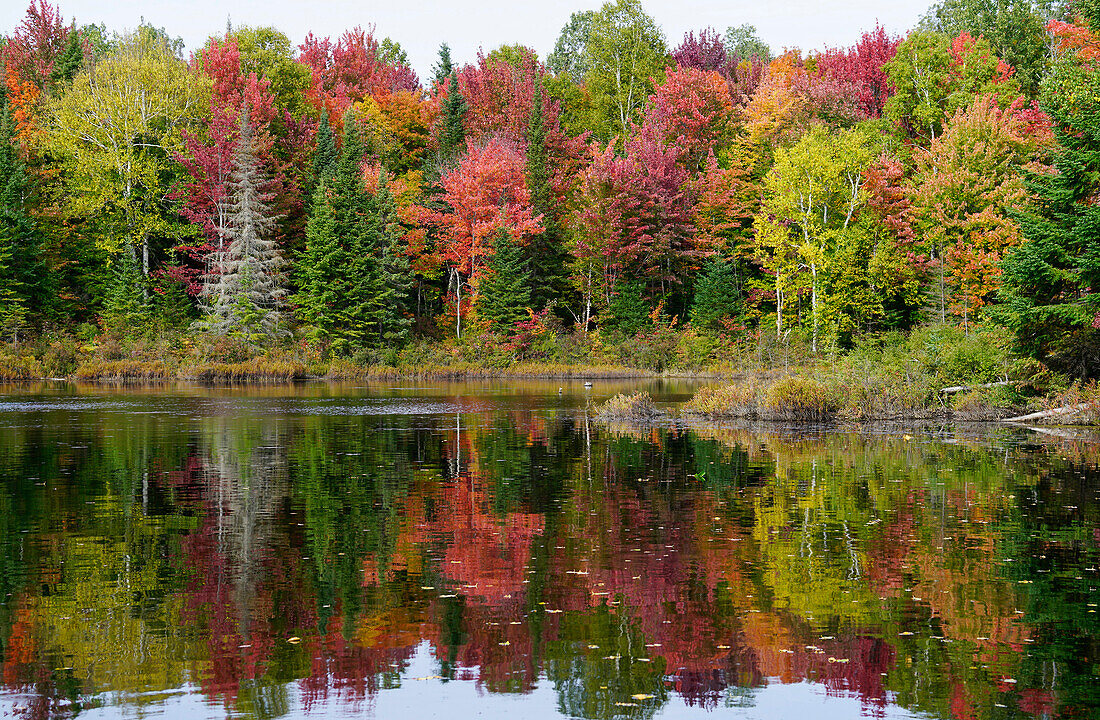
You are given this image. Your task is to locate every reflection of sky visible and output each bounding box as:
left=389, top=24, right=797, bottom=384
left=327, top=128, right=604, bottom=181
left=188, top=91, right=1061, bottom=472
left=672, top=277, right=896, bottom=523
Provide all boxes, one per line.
left=56, top=642, right=923, bottom=719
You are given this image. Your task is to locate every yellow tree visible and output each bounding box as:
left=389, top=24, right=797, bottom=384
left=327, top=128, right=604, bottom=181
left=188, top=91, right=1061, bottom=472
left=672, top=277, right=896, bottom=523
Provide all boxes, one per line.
left=42, top=29, right=209, bottom=281
left=753, top=125, right=876, bottom=352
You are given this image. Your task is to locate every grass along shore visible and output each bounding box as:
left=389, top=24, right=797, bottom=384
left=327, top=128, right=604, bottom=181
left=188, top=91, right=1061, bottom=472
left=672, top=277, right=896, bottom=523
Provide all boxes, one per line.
left=0, top=322, right=1097, bottom=424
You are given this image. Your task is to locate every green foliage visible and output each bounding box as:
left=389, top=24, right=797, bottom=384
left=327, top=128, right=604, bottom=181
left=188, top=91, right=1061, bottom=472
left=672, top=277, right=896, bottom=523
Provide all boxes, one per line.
left=919, top=0, right=1056, bottom=97
left=548, top=11, right=596, bottom=79
left=525, top=85, right=569, bottom=313
left=584, top=0, right=668, bottom=140
left=312, top=110, right=338, bottom=185
left=1000, top=59, right=1100, bottom=378
left=102, top=249, right=149, bottom=332
left=604, top=278, right=650, bottom=337
left=477, top=229, right=532, bottom=332
left=724, top=23, right=771, bottom=61
left=690, top=258, right=739, bottom=332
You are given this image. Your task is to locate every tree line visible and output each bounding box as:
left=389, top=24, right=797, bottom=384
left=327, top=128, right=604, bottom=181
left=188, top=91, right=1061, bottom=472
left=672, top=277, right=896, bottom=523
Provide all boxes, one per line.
left=1, top=0, right=1098, bottom=375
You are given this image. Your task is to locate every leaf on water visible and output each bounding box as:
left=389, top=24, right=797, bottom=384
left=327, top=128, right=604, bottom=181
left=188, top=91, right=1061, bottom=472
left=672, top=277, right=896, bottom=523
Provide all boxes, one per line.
left=631, top=694, right=654, bottom=700
left=287, top=636, right=301, bottom=644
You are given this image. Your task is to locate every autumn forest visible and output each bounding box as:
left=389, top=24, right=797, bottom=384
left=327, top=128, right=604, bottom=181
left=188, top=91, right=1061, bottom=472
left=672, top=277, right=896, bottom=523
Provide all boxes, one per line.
left=1, top=0, right=1099, bottom=397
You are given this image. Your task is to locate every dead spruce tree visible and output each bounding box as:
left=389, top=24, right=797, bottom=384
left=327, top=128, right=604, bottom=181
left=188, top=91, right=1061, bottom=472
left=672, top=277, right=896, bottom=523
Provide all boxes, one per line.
left=198, top=107, right=287, bottom=344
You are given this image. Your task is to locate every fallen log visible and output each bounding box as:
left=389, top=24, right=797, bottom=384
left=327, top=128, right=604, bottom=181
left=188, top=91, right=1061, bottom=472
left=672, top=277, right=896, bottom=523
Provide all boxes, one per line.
left=940, top=380, right=1017, bottom=394
left=1001, top=404, right=1092, bottom=423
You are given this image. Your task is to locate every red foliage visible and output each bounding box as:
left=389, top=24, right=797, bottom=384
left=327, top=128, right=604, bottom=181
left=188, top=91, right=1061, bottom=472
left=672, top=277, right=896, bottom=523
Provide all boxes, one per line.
left=601, top=126, right=700, bottom=284
left=1049, top=17, right=1100, bottom=60
left=671, top=28, right=728, bottom=74
left=1, top=0, right=72, bottom=91
left=298, top=27, right=420, bottom=124
left=433, top=137, right=542, bottom=281
left=644, top=66, right=735, bottom=169
left=814, top=25, right=900, bottom=120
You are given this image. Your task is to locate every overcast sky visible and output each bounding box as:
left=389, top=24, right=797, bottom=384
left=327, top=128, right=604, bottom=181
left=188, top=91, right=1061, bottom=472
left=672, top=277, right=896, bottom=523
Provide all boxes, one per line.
left=2, top=1, right=933, bottom=80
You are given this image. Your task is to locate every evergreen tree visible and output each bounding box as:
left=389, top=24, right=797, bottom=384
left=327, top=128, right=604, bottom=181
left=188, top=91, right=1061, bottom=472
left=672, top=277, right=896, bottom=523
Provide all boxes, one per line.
left=199, top=108, right=287, bottom=343
left=294, top=113, right=382, bottom=353
left=102, top=247, right=148, bottom=331
left=313, top=110, right=339, bottom=185
left=0, top=88, right=48, bottom=332
left=51, top=29, right=85, bottom=86
left=432, top=43, right=455, bottom=89
left=604, top=278, right=650, bottom=336
left=525, top=83, right=569, bottom=314
left=1000, top=56, right=1100, bottom=377
left=435, top=70, right=467, bottom=173
left=690, top=258, right=740, bottom=332
left=293, top=182, right=343, bottom=338
left=373, top=173, right=413, bottom=349
left=477, top=228, right=531, bottom=331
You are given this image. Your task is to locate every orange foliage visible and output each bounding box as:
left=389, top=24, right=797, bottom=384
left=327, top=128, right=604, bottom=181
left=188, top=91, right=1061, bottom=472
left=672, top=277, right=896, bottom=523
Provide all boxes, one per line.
left=5, top=66, right=41, bottom=144
left=1049, top=18, right=1100, bottom=60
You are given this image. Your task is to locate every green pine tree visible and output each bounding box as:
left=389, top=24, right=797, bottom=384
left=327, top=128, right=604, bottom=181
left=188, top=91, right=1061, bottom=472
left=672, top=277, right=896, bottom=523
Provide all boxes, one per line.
left=1000, top=58, right=1100, bottom=377
left=373, top=173, right=413, bottom=350
left=431, top=43, right=455, bottom=89
left=51, top=30, right=85, bottom=86
left=604, top=278, right=650, bottom=337
left=525, top=82, right=569, bottom=314
left=0, top=88, right=50, bottom=330
left=102, top=247, right=148, bottom=331
left=435, top=70, right=467, bottom=174
left=294, top=114, right=383, bottom=353
left=690, top=258, right=740, bottom=332
left=293, top=181, right=343, bottom=339
left=313, top=110, right=339, bottom=184
left=477, top=228, right=531, bottom=331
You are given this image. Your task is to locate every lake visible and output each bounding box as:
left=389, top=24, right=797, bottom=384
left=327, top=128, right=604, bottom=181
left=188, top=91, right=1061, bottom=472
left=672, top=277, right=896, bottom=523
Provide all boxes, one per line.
left=0, top=380, right=1096, bottom=719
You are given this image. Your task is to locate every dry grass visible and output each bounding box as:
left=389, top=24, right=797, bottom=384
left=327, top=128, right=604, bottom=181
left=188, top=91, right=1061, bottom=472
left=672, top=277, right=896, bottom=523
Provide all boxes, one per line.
left=72, top=359, right=173, bottom=384
left=0, top=354, right=44, bottom=382
left=184, top=356, right=308, bottom=384
left=595, top=391, right=663, bottom=421
left=681, top=381, right=763, bottom=419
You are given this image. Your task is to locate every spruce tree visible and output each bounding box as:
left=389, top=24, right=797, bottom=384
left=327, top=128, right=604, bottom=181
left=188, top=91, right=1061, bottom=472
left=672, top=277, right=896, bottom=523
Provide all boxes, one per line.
left=431, top=43, right=455, bottom=90
left=690, top=258, right=740, bottom=332
left=435, top=68, right=467, bottom=174
left=103, top=247, right=148, bottom=331
left=0, top=88, right=47, bottom=332
left=373, top=173, right=413, bottom=349
left=294, top=113, right=383, bottom=353
left=1000, top=58, right=1100, bottom=377
left=292, top=181, right=343, bottom=339
left=312, top=110, right=339, bottom=186
left=199, top=108, right=287, bottom=343
left=478, top=229, right=532, bottom=332
left=525, top=82, right=569, bottom=313
left=605, top=278, right=650, bottom=337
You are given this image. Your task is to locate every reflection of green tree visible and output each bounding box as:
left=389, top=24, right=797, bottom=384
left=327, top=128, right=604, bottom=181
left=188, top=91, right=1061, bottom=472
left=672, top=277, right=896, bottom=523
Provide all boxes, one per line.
left=1001, top=459, right=1100, bottom=718
left=544, top=606, right=668, bottom=720
left=475, top=418, right=568, bottom=516
left=289, top=416, right=417, bottom=635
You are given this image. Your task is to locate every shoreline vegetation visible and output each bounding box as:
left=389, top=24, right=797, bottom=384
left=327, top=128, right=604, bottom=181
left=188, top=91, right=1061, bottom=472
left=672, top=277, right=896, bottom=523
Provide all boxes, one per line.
left=1, top=321, right=1097, bottom=426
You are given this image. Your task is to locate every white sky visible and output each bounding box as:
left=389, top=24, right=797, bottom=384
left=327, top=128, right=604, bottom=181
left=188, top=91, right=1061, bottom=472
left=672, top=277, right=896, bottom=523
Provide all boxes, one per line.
left=2, top=1, right=932, bottom=81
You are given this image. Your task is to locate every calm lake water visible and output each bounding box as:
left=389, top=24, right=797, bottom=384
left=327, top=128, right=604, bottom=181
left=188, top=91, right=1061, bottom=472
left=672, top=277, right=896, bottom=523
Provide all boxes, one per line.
left=0, top=379, right=1097, bottom=720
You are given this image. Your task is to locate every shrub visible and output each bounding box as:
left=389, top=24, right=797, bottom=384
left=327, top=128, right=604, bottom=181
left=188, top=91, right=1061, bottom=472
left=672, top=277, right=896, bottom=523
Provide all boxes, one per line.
left=595, top=392, right=662, bottom=421
left=681, top=382, right=761, bottom=418
left=763, top=376, right=836, bottom=420
left=0, top=354, right=43, bottom=382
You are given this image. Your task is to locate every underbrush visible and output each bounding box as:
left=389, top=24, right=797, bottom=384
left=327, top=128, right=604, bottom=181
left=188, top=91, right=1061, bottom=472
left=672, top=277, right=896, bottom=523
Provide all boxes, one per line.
left=72, top=359, right=173, bottom=383
left=595, top=391, right=662, bottom=421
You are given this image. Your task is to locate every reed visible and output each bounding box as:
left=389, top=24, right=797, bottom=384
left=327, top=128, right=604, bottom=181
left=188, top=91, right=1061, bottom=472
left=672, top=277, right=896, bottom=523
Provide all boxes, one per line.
left=595, top=391, right=662, bottom=421
left=72, top=359, right=173, bottom=384
left=0, top=354, right=44, bottom=382
left=184, top=356, right=308, bottom=384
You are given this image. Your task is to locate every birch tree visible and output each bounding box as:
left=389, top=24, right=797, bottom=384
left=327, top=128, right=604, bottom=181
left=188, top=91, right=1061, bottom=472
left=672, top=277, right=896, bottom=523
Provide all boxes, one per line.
left=43, top=28, right=209, bottom=282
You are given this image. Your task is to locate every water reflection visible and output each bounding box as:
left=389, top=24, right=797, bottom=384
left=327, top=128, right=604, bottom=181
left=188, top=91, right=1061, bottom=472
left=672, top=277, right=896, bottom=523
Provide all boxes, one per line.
left=0, top=386, right=1096, bottom=719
